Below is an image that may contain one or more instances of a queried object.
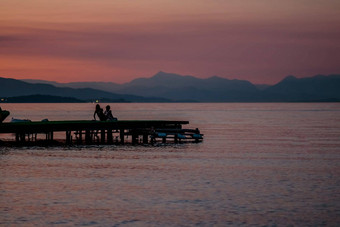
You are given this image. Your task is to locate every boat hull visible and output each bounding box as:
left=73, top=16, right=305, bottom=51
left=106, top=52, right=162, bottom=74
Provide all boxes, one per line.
left=0, top=110, right=10, bottom=123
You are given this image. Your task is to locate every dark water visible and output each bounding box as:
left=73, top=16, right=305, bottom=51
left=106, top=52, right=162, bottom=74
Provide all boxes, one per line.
left=1, top=103, right=340, bottom=226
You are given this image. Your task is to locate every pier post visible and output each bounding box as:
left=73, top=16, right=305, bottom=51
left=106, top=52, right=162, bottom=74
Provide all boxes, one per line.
left=101, top=129, right=106, bottom=144
left=85, top=130, right=91, bottom=144
left=132, top=133, right=138, bottom=145
left=120, top=129, right=125, bottom=144
left=66, top=131, right=72, bottom=144
left=92, top=130, right=99, bottom=143
left=143, top=134, right=148, bottom=144
left=20, top=133, right=25, bottom=142
left=46, top=132, right=53, bottom=141
left=77, top=130, right=83, bottom=144
left=107, top=129, right=113, bottom=144
left=15, top=133, right=25, bottom=143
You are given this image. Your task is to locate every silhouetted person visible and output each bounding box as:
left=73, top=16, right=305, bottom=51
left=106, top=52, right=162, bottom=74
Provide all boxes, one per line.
left=93, top=104, right=107, bottom=121
left=104, top=105, right=116, bottom=121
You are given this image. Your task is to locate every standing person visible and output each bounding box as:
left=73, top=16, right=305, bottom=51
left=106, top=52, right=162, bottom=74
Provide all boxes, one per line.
left=104, top=105, right=117, bottom=121
left=93, top=104, right=107, bottom=121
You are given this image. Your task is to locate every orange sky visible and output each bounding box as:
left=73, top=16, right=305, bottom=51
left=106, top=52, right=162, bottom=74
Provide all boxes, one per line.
left=1, top=0, right=340, bottom=84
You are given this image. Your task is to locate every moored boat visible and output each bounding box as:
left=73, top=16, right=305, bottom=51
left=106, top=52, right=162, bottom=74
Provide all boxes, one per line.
left=0, top=108, right=10, bottom=123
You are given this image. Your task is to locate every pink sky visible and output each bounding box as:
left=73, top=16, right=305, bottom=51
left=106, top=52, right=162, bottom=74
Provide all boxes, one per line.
left=1, top=0, right=340, bottom=84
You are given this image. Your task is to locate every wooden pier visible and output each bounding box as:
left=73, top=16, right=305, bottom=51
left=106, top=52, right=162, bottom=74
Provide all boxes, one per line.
left=0, top=120, right=203, bottom=146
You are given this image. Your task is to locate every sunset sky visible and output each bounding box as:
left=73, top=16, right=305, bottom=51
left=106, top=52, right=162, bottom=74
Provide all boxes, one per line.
left=1, top=0, right=340, bottom=84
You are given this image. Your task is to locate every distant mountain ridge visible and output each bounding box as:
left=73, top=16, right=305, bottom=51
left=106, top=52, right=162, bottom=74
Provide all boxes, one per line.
left=0, top=77, right=169, bottom=102
left=264, top=74, right=340, bottom=101
left=21, top=71, right=260, bottom=102
left=5, top=72, right=340, bottom=102
left=5, top=94, right=85, bottom=103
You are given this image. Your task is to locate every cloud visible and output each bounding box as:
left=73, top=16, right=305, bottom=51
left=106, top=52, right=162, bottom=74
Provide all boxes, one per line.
left=2, top=25, right=340, bottom=77
left=2, top=20, right=339, bottom=62
left=1, top=0, right=340, bottom=84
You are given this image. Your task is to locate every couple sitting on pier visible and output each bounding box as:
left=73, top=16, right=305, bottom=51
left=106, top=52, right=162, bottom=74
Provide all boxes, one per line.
left=93, top=104, right=117, bottom=121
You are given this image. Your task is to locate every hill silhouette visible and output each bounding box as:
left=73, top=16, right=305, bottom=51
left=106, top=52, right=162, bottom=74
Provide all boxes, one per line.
left=22, top=71, right=260, bottom=102
left=8, top=72, right=340, bottom=102
left=263, top=74, right=340, bottom=101
left=0, top=77, right=169, bottom=102
left=5, top=94, right=84, bottom=103
left=118, top=72, right=259, bottom=102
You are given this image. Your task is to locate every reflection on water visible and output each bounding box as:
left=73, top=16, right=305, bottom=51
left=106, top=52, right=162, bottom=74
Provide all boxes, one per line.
left=1, top=103, right=340, bottom=226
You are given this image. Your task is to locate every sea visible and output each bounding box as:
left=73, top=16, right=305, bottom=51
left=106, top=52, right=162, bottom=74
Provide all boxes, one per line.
left=0, top=103, right=339, bottom=226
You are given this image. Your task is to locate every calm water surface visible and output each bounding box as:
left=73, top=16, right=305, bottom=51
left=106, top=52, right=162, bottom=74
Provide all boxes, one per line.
left=1, top=103, right=340, bottom=226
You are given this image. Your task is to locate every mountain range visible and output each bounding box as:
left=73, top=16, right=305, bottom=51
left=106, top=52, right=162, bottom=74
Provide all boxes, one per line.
left=2, top=71, right=340, bottom=102
left=22, top=71, right=259, bottom=102
left=0, top=76, right=169, bottom=102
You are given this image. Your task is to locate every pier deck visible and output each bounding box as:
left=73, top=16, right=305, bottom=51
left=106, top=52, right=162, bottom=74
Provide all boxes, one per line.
left=0, top=120, right=203, bottom=145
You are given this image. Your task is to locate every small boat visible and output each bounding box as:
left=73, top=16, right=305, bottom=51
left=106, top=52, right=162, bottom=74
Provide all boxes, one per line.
left=0, top=109, right=10, bottom=123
